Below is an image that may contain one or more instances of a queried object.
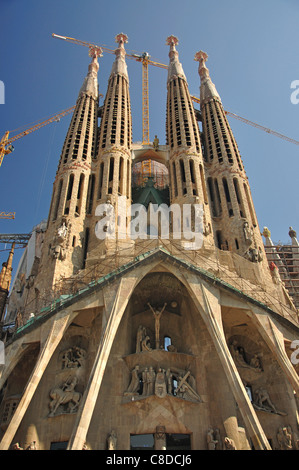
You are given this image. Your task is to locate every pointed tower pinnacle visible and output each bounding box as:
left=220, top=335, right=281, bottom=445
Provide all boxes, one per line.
left=165, top=36, right=214, bottom=249
left=195, top=50, right=269, bottom=269
left=78, top=47, right=102, bottom=100
left=110, top=33, right=129, bottom=79
left=194, top=51, right=221, bottom=103
left=166, top=35, right=186, bottom=83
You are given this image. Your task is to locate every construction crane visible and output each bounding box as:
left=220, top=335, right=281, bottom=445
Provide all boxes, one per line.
left=52, top=34, right=299, bottom=148
left=190, top=96, right=299, bottom=146
left=52, top=33, right=167, bottom=145
left=0, top=233, right=31, bottom=247
left=0, top=212, right=15, bottom=220
left=0, top=106, right=76, bottom=168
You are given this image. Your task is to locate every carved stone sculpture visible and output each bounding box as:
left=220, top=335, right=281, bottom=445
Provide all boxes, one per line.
left=243, top=221, right=253, bottom=246
left=253, top=387, right=277, bottom=413
left=147, top=366, right=156, bottom=395
left=277, top=427, right=292, bottom=450
left=124, top=365, right=200, bottom=403
left=52, top=218, right=69, bottom=261
left=224, top=437, right=236, bottom=450
left=175, top=371, right=201, bottom=402
left=61, top=346, right=86, bottom=369
left=207, top=428, right=218, bottom=450
left=48, top=376, right=81, bottom=417
left=155, top=368, right=167, bottom=398
left=229, top=340, right=262, bottom=372
left=147, top=302, right=167, bottom=349
left=244, top=247, right=263, bottom=263
left=141, top=335, right=152, bottom=352
left=136, top=325, right=146, bottom=353
left=107, top=430, right=117, bottom=450
left=124, top=365, right=140, bottom=395
left=154, top=426, right=166, bottom=450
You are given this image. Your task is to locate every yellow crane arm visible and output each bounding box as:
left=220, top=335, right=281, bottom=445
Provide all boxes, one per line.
left=0, top=106, right=75, bottom=167
left=190, top=96, right=299, bottom=146
left=52, top=35, right=298, bottom=148
left=0, top=212, right=15, bottom=220
left=53, top=33, right=168, bottom=146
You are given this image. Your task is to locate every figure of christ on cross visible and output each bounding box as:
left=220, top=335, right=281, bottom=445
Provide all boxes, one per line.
left=147, top=302, right=167, bottom=349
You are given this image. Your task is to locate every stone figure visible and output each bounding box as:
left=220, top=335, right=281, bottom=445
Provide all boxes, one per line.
left=155, top=368, right=167, bottom=398
left=229, top=340, right=262, bottom=372
left=125, top=365, right=140, bottom=395
left=243, top=221, right=253, bottom=245
left=155, top=426, right=166, bottom=450
left=141, top=335, right=152, bottom=352
left=214, top=429, right=222, bottom=450
left=142, top=367, right=149, bottom=396
left=207, top=428, right=218, bottom=450
left=289, top=227, right=297, bottom=239
left=147, top=366, right=156, bottom=395
left=269, top=261, right=282, bottom=284
left=153, top=135, right=159, bottom=150
left=107, top=430, right=117, bottom=450
left=165, top=368, right=173, bottom=394
left=224, top=437, right=236, bottom=450
left=48, top=376, right=81, bottom=416
left=262, top=227, right=271, bottom=239
left=61, top=346, right=86, bottom=369
left=12, top=443, right=23, bottom=450
left=253, top=387, right=277, bottom=413
left=136, top=325, right=146, bottom=353
left=15, top=310, right=24, bottom=330
left=249, top=354, right=262, bottom=371
left=277, top=426, right=293, bottom=450
left=175, top=371, right=201, bottom=402
left=52, top=218, right=69, bottom=261
left=147, top=302, right=167, bottom=349
left=244, top=247, right=263, bottom=263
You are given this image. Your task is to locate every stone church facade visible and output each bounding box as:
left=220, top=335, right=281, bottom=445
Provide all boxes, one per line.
left=0, top=34, right=298, bottom=451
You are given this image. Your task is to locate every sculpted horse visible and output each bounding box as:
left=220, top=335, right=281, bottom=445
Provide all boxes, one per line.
left=48, top=385, right=81, bottom=416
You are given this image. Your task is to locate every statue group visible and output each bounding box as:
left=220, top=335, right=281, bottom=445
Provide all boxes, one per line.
left=124, top=365, right=201, bottom=403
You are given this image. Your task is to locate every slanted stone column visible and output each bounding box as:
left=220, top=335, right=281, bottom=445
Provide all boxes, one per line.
left=0, top=312, right=70, bottom=450
left=182, top=272, right=271, bottom=450
left=67, top=276, right=137, bottom=450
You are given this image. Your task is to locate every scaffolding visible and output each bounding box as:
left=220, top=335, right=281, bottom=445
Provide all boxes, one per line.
left=264, top=244, right=299, bottom=309
left=6, top=235, right=299, bottom=339
left=132, top=159, right=169, bottom=189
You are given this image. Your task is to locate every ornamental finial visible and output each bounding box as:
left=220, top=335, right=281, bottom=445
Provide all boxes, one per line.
left=115, top=33, right=128, bottom=45
left=166, top=35, right=179, bottom=47
left=194, top=50, right=208, bottom=64
left=88, top=46, right=103, bottom=59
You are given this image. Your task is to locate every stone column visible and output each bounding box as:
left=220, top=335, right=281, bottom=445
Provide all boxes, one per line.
left=0, top=312, right=70, bottom=450
left=67, top=275, right=137, bottom=450
left=182, top=272, right=271, bottom=450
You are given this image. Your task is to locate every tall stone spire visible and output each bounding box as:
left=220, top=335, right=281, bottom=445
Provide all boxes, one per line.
left=194, top=51, right=221, bottom=104
left=85, top=33, right=133, bottom=264
left=109, top=33, right=129, bottom=79
left=28, top=51, right=101, bottom=298
left=78, top=47, right=101, bottom=99
left=166, top=35, right=186, bottom=83
left=166, top=36, right=214, bottom=248
left=195, top=50, right=267, bottom=265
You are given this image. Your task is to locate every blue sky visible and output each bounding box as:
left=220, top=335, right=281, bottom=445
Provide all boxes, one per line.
left=0, top=0, right=298, bottom=273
